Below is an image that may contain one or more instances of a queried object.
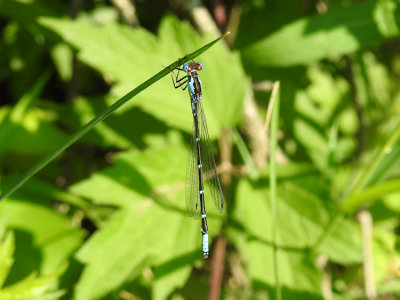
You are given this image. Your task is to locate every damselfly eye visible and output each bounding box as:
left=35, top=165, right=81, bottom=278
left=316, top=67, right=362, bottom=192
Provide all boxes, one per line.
left=197, top=62, right=204, bottom=70
left=187, top=66, right=192, bottom=71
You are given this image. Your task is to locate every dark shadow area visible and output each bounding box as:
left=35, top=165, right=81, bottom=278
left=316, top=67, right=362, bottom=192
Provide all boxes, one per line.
left=59, top=256, right=84, bottom=300
left=234, top=0, right=315, bottom=49
left=153, top=249, right=199, bottom=279
left=302, top=1, right=396, bottom=47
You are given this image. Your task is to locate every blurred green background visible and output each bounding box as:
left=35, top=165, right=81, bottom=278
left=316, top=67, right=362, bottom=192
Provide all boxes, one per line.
left=1, top=0, right=400, bottom=299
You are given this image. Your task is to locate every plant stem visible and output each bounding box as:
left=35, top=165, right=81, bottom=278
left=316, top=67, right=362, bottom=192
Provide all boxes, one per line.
left=269, top=82, right=281, bottom=300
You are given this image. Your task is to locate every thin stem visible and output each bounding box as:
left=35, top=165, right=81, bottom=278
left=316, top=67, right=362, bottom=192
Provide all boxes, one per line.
left=269, top=82, right=281, bottom=300
left=357, top=210, right=376, bottom=299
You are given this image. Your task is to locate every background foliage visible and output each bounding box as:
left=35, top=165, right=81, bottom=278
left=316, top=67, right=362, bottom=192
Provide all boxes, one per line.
left=1, top=0, right=400, bottom=299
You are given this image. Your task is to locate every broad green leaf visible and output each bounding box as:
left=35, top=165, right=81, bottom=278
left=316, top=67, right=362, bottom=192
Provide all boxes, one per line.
left=0, top=197, right=85, bottom=276
left=58, top=97, right=137, bottom=149
left=0, top=230, right=14, bottom=288
left=294, top=118, right=328, bottom=171
left=69, top=134, right=187, bottom=207
left=291, top=65, right=358, bottom=171
left=72, top=141, right=224, bottom=299
left=0, top=265, right=66, bottom=300
left=57, top=97, right=169, bottom=150
left=242, top=1, right=400, bottom=68
left=74, top=203, right=199, bottom=300
left=229, top=180, right=322, bottom=298
left=152, top=216, right=198, bottom=300
left=382, top=193, right=400, bottom=214
left=39, top=15, right=246, bottom=139
left=228, top=177, right=361, bottom=295
left=0, top=29, right=228, bottom=201
left=0, top=227, right=67, bottom=300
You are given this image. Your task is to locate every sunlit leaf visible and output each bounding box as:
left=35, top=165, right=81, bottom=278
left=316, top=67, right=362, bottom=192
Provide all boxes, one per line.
left=0, top=230, right=14, bottom=288
left=72, top=140, right=223, bottom=299
left=39, top=16, right=246, bottom=140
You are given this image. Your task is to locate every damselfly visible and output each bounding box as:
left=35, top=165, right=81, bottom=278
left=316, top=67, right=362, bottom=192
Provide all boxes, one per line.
left=169, top=61, right=224, bottom=259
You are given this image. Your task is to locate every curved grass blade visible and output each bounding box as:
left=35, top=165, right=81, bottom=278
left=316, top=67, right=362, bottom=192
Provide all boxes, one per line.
left=312, top=115, right=400, bottom=253
left=0, top=32, right=230, bottom=202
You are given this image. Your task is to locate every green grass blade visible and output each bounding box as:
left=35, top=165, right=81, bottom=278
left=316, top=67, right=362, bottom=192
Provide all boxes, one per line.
left=344, top=116, right=400, bottom=199
left=312, top=113, right=400, bottom=253
left=231, top=128, right=258, bottom=178
left=341, top=178, right=400, bottom=213
left=269, top=81, right=281, bottom=300
left=0, top=32, right=229, bottom=201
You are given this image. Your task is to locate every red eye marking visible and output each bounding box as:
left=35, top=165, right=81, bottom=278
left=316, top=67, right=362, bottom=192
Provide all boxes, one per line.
left=197, top=64, right=202, bottom=70
left=188, top=66, right=192, bottom=71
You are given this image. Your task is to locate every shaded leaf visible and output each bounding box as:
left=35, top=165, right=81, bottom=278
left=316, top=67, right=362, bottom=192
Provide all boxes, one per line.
left=242, top=1, right=400, bottom=68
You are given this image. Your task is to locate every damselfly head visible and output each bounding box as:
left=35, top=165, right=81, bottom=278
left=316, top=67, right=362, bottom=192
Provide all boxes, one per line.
left=183, top=62, right=204, bottom=73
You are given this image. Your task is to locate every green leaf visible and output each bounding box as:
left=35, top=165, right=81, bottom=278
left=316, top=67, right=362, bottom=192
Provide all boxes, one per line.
left=288, top=66, right=356, bottom=171
left=341, top=116, right=400, bottom=208
left=58, top=97, right=138, bottom=149
left=50, top=42, right=73, bottom=81
left=229, top=180, right=322, bottom=298
left=0, top=196, right=85, bottom=276
left=0, top=72, right=53, bottom=158
left=341, top=177, right=400, bottom=213
left=372, top=227, right=400, bottom=284
left=0, top=230, right=15, bottom=288
left=0, top=29, right=229, bottom=201
left=39, top=16, right=245, bottom=138
left=242, top=1, right=400, bottom=67
left=0, top=227, right=67, bottom=300
left=69, top=134, right=186, bottom=207
left=71, top=141, right=224, bottom=299
left=0, top=265, right=66, bottom=300
left=228, top=177, right=361, bottom=296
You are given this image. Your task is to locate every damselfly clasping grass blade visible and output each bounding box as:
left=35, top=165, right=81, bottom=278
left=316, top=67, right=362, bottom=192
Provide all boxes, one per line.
left=169, top=61, right=224, bottom=259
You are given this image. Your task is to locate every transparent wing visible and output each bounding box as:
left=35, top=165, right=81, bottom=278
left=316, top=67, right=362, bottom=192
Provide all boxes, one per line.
left=185, top=122, right=201, bottom=219
left=197, top=101, right=224, bottom=213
